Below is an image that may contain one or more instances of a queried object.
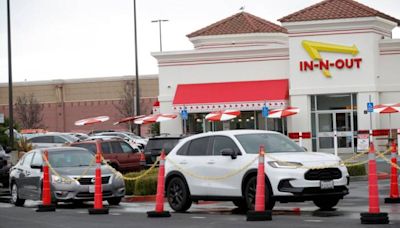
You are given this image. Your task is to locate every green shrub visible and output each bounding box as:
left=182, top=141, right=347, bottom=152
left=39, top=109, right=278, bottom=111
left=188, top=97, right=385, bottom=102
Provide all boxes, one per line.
left=346, top=164, right=366, bottom=176
left=124, top=168, right=159, bottom=195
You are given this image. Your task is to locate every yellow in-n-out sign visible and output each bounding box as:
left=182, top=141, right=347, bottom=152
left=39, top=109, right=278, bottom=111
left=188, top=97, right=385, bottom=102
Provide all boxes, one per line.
left=300, top=40, right=362, bottom=78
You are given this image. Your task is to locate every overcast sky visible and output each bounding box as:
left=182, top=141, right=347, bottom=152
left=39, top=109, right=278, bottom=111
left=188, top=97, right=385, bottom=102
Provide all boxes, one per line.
left=0, top=0, right=399, bottom=83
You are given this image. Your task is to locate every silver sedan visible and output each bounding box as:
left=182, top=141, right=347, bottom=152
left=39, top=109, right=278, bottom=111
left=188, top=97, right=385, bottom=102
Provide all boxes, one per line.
left=9, top=147, right=125, bottom=206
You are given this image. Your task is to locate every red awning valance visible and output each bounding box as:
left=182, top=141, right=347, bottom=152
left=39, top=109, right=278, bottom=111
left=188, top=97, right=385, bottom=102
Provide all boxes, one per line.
left=173, top=79, right=289, bottom=113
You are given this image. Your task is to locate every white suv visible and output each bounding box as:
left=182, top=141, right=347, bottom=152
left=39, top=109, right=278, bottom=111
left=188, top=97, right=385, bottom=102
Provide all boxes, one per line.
left=165, top=130, right=349, bottom=212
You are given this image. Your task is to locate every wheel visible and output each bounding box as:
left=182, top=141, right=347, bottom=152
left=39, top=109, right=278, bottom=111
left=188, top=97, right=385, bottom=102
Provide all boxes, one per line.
left=1, top=180, right=9, bottom=188
left=11, top=183, right=25, bottom=207
left=244, top=176, right=275, bottom=211
left=313, top=197, right=340, bottom=210
left=166, top=177, right=192, bottom=212
left=107, top=197, right=122, bottom=206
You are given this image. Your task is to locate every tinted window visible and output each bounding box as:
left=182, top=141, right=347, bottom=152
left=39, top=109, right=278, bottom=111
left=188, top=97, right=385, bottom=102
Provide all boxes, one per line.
left=120, top=142, right=137, bottom=153
left=53, top=136, right=67, bottom=143
left=235, top=133, right=303, bottom=154
left=187, top=137, right=211, bottom=156
left=176, top=141, right=190, bottom=156
left=110, top=141, right=123, bottom=153
left=101, top=142, right=111, bottom=154
left=72, top=143, right=97, bottom=153
left=146, top=138, right=180, bottom=153
left=212, top=136, right=240, bottom=156
left=30, top=136, right=52, bottom=143
left=31, top=152, right=43, bottom=166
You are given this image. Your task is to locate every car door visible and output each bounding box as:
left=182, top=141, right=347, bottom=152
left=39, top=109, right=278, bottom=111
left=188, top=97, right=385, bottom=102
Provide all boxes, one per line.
left=28, top=151, right=43, bottom=200
left=16, top=152, right=35, bottom=199
left=206, top=136, right=247, bottom=197
left=175, top=136, right=212, bottom=196
left=101, top=142, right=117, bottom=167
left=119, top=141, right=141, bottom=171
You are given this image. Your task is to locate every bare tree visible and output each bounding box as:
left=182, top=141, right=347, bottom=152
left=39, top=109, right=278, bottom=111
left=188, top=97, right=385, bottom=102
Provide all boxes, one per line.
left=15, top=93, right=44, bottom=129
left=114, top=81, right=136, bottom=132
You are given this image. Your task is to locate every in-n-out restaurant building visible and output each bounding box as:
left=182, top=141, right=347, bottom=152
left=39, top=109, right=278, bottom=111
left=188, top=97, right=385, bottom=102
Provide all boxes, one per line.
left=152, top=0, right=400, bottom=153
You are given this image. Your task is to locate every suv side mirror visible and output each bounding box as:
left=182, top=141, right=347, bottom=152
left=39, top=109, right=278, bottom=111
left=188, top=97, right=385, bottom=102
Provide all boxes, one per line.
left=220, top=148, right=237, bottom=159
left=31, top=163, right=43, bottom=170
left=302, top=146, right=308, bottom=152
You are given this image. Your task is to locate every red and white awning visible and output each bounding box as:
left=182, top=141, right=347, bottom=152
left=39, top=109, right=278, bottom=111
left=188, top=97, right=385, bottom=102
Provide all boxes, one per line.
left=373, top=103, right=400, bottom=114
left=173, top=79, right=289, bottom=113
left=113, top=115, right=146, bottom=125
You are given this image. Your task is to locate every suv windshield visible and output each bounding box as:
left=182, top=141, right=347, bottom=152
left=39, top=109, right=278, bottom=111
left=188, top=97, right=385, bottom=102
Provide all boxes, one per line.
left=235, top=133, right=304, bottom=154
left=48, top=150, right=94, bottom=168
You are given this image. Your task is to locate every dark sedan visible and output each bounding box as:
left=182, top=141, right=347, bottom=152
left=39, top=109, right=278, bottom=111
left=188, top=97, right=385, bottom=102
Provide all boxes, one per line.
left=9, top=147, right=125, bottom=206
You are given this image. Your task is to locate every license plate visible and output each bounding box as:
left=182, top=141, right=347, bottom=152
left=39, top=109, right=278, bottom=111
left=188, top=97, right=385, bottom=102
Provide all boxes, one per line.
left=89, top=185, right=95, bottom=193
left=320, top=180, right=334, bottom=189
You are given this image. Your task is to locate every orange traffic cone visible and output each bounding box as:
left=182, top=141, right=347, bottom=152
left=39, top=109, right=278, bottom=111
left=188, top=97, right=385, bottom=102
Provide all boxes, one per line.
left=246, top=145, right=272, bottom=221
left=89, top=142, right=109, bottom=214
left=360, top=142, right=389, bottom=224
left=147, top=149, right=171, bottom=217
left=384, top=141, right=400, bottom=203
left=37, top=150, right=56, bottom=212
left=140, top=152, right=146, bottom=169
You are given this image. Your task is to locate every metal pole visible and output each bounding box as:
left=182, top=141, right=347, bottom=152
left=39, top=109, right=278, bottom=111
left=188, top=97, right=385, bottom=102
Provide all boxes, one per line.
left=151, top=19, right=168, bottom=52
left=133, top=0, right=140, bottom=136
left=7, top=0, right=14, bottom=149
left=369, top=95, right=372, bottom=144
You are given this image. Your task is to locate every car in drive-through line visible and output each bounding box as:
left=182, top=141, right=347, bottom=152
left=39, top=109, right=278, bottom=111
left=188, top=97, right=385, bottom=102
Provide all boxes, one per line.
left=164, top=130, right=349, bottom=212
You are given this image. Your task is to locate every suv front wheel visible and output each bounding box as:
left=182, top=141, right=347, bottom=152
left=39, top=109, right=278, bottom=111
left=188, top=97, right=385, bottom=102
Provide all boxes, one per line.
left=166, top=177, right=192, bottom=212
left=313, top=197, right=340, bottom=210
left=244, top=175, right=275, bottom=211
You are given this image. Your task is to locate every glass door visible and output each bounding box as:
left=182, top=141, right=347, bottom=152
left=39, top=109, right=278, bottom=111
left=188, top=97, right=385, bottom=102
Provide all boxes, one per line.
left=317, top=112, right=354, bottom=153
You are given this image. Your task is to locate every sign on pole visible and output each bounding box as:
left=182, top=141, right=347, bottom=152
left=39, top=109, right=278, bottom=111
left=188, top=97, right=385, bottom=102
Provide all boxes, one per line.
left=367, top=102, right=374, bottom=113
left=180, top=109, right=188, bottom=120
left=262, top=105, right=269, bottom=118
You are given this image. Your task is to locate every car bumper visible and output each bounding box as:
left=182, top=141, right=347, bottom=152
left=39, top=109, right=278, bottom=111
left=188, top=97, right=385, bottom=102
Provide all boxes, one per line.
left=51, top=177, right=125, bottom=201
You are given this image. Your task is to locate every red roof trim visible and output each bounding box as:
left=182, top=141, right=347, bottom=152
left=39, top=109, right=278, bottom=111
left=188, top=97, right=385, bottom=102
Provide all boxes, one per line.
left=173, top=79, right=289, bottom=105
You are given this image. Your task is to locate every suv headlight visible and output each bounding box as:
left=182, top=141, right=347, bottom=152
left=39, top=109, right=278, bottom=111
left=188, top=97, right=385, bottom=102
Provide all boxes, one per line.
left=51, top=175, right=74, bottom=184
left=268, top=161, right=302, bottom=169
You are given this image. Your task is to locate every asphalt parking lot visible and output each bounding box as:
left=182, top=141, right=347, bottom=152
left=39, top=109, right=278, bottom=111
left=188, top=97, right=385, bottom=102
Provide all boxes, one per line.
left=0, top=179, right=399, bottom=228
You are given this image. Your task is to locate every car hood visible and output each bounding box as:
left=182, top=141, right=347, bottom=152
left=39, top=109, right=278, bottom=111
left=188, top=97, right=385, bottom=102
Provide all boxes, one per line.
left=265, top=152, right=341, bottom=167
left=52, top=165, right=114, bottom=176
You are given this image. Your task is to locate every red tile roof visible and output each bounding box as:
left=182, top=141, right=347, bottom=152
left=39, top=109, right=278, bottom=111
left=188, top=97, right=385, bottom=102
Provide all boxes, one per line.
left=279, top=0, right=400, bottom=25
left=187, top=12, right=287, bottom=38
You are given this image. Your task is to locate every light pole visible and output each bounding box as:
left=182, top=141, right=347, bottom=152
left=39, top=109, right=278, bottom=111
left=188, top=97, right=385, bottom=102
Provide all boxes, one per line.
left=133, top=0, right=140, bottom=136
left=151, top=19, right=168, bottom=52
left=7, top=0, right=14, bottom=149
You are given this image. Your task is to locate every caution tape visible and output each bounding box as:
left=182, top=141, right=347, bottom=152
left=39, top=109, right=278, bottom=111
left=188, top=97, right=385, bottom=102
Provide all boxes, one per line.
left=165, top=155, right=259, bottom=181
left=376, top=150, right=400, bottom=171
left=102, top=155, right=160, bottom=181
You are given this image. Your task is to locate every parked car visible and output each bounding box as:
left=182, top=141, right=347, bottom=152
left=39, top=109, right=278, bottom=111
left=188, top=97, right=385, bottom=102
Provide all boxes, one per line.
left=144, top=136, right=182, bottom=167
left=27, top=133, right=79, bottom=149
left=164, top=130, right=349, bottom=212
left=94, top=132, right=147, bottom=150
left=9, top=147, right=125, bottom=206
left=0, top=145, right=11, bottom=187
left=71, top=138, right=143, bottom=172
left=67, top=132, right=89, bottom=141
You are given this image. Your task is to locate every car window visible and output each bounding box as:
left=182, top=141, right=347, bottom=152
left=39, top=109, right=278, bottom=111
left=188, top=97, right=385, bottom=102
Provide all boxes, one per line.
left=212, top=136, right=240, bottom=156
left=31, top=151, right=43, bottom=166
left=146, top=138, right=180, bottom=153
left=22, top=153, right=34, bottom=167
left=110, top=141, right=123, bottom=153
left=72, top=143, right=97, bottom=153
left=120, top=141, right=137, bottom=153
left=176, top=141, right=190, bottom=156
left=187, top=137, right=211, bottom=156
left=101, top=142, right=111, bottom=154
left=30, top=136, right=52, bottom=143
left=53, top=136, right=67, bottom=143
left=235, top=133, right=304, bottom=154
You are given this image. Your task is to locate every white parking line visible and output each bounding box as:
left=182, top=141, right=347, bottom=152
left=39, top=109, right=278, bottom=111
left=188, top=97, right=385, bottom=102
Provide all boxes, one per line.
left=305, top=220, right=322, bottom=222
